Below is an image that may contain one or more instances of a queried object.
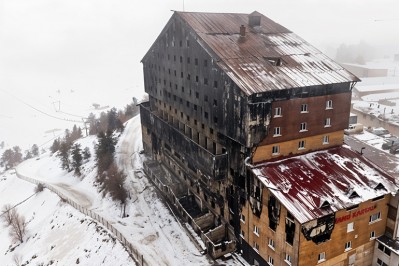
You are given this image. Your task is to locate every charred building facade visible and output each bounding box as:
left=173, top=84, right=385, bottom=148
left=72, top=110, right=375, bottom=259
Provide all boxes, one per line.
left=140, top=11, right=398, bottom=264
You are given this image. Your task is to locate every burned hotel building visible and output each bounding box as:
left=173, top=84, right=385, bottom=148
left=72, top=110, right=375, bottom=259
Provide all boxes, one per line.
left=139, top=11, right=398, bottom=265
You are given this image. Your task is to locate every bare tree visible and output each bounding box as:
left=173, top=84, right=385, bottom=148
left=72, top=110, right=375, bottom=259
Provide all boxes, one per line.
left=1, top=204, right=27, bottom=243
left=10, top=212, right=27, bottom=243
left=1, top=204, right=14, bottom=227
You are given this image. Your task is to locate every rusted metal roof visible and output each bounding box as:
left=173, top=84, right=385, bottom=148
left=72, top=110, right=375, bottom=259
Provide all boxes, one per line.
left=177, top=11, right=360, bottom=96
left=251, top=146, right=398, bottom=224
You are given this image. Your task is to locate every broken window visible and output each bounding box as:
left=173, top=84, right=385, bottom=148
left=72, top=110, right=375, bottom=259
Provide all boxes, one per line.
left=268, top=195, right=280, bottom=231
left=285, top=215, right=295, bottom=245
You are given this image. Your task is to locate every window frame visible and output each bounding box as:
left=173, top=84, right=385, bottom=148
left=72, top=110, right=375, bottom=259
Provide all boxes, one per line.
left=347, top=222, right=354, bottom=233
left=326, top=100, right=333, bottom=109
left=324, top=117, right=331, bottom=127
left=254, top=225, right=260, bottom=236
left=301, top=104, right=308, bottom=113
left=272, top=145, right=280, bottom=155
left=298, top=140, right=306, bottom=150
left=317, top=252, right=326, bottom=263
left=345, top=241, right=352, bottom=251
left=268, top=256, right=274, bottom=266
left=274, top=107, right=282, bottom=117
left=300, top=122, right=307, bottom=132
left=284, top=254, right=292, bottom=265
left=273, top=127, right=282, bottom=137
left=268, top=238, right=275, bottom=250
left=369, top=212, right=381, bottom=224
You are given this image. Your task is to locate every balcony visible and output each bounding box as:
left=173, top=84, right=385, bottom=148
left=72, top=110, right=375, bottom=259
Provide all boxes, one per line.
left=140, top=102, right=228, bottom=180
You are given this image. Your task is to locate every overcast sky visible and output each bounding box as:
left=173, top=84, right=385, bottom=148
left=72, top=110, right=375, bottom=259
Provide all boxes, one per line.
left=0, top=0, right=398, bottom=147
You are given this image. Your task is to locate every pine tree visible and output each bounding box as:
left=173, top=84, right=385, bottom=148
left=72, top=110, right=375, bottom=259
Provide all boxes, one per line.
left=71, top=143, right=83, bottom=176
left=57, top=141, right=71, bottom=171
left=31, top=144, right=39, bottom=157
left=95, top=131, right=116, bottom=175
left=50, top=138, right=61, bottom=154
left=83, top=147, right=91, bottom=160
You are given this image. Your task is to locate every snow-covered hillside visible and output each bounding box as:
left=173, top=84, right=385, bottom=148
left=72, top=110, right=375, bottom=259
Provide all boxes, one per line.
left=1, top=115, right=245, bottom=265
left=0, top=171, right=135, bottom=266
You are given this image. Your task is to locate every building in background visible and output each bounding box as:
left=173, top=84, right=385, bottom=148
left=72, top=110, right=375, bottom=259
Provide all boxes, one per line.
left=139, top=11, right=398, bottom=265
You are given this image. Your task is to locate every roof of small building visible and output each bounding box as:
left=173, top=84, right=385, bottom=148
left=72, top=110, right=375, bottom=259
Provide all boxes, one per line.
left=251, top=145, right=398, bottom=224
left=175, top=11, right=360, bottom=96
left=377, top=235, right=399, bottom=255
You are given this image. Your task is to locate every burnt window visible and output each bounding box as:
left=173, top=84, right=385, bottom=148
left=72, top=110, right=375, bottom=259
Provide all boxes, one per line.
left=210, top=128, right=214, bottom=134
left=204, top=59, right=208, bottom=67
left=195, top=92, right=199, bottom=99
left=204, top=95, right=208, bottom=102
left=194, top=105, right=197, bottom=111
left=174, top=70, right=176, bottom=76
left=187, top=57, right=190, bottom=64
left=196, top=76, right=199, bottom=82
left=214, top=81, right=218, bottom=88
left=186, top=101, right=189, bottom=107
left=213, top=99, right=217, bottom=106
left=173, top=55, right=176, bottom=61
left=182, top=86, right=184, bottom=92
left=186, top=40, right=189, bottom=47
left=180, top=56, right=182, bottom=63
left=187, top=74, right=191, bottom=80
left=181, top=72, right=183, bottom=78
left=204, top=112, right=209, bottom=119
left=194, top=58, right=198, bottom=65
left=204, top=78, right=208, bottom=85
left=214, top=117, right=218, bottom=123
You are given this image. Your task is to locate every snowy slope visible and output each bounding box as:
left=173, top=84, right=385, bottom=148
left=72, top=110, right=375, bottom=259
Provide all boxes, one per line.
left=0, top=171, right=135, bottom=266
left=11, top=115, right=240, bottom=266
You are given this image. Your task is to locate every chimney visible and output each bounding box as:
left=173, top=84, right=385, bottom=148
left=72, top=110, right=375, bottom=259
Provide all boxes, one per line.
left=240, top=25, right=246, bottom=37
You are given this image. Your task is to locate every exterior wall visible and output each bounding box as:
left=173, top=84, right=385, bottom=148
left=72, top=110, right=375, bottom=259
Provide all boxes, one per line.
left=253, top=130, right=344, bottom=163
left=372, top=240, right=399, bottom=266
left=239, top=184, right=300, bottom=266
left=298, top=195, right=390, bottom=266
left=261, top=92, right=351, bottom=146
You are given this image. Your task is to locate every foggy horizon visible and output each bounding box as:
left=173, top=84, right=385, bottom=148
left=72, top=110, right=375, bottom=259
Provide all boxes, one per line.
left=0, top=0, right=398, bottom=149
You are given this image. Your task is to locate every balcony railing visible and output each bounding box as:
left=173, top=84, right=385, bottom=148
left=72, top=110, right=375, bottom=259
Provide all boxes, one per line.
left=140, top=102, right=228, bottom=180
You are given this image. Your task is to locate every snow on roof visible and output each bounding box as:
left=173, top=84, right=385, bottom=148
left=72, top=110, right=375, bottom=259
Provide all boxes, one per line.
left=174, top=11, right=359, bottom=96
left=252, top=146, right=398, bottom=224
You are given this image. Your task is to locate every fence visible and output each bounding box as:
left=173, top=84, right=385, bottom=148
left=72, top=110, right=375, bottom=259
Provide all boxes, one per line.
left=15, top=171, right=148, bottom=266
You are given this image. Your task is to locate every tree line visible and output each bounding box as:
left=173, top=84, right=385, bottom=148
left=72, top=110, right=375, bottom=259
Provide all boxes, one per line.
left=50, top=98, right=139, bottom=216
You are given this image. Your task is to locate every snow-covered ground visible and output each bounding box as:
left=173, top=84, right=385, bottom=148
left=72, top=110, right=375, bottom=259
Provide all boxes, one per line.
left=0, top=171, right=135, bottom=266
left=2, top=115, right=244, bottom=265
